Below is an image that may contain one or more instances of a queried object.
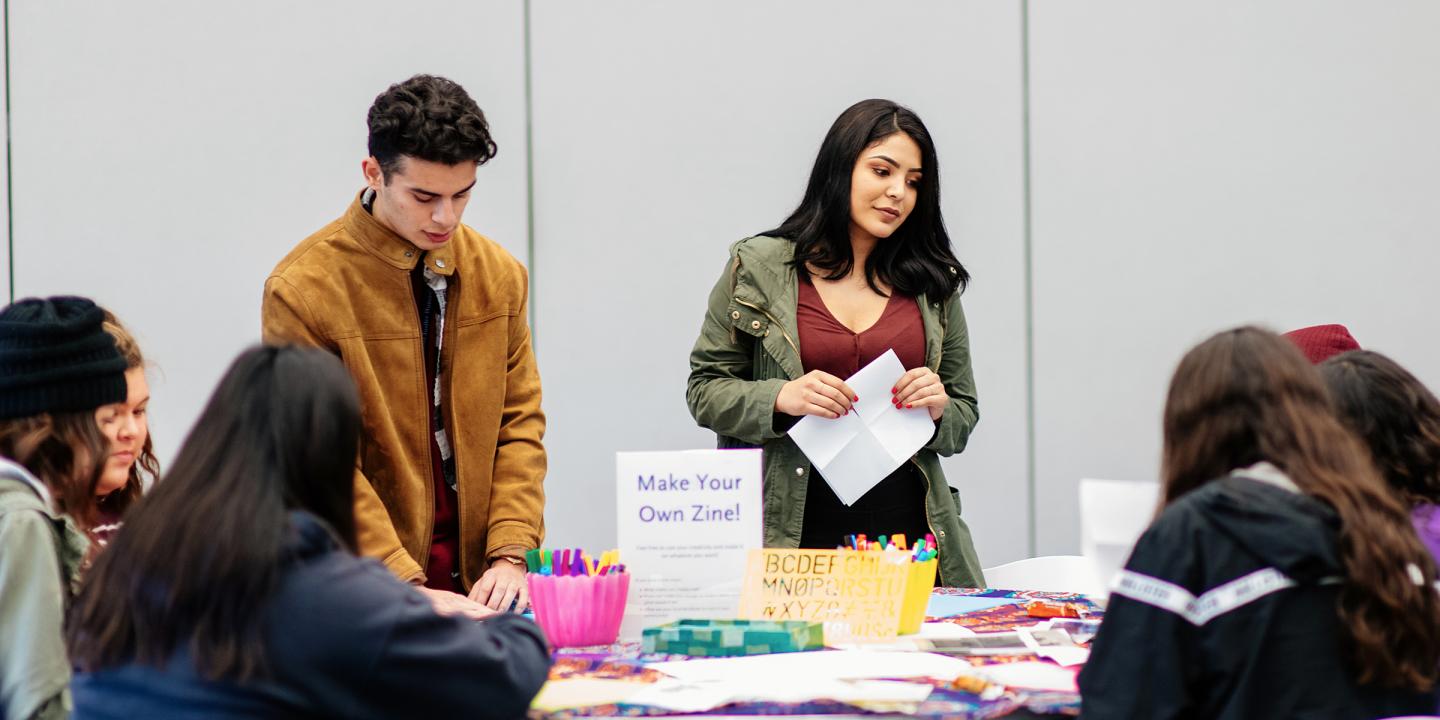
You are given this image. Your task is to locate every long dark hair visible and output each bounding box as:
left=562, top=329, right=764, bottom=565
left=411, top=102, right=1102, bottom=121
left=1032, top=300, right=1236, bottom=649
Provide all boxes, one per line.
left=765, top=98, right=968, bottom=299
left=67, top=345, right=362, bottom=680
left=1319, top=350, right=1440, bottom=507
left=1162, top=327, right=1440, bottom=690
left=0, top=411, right=109, bottom=526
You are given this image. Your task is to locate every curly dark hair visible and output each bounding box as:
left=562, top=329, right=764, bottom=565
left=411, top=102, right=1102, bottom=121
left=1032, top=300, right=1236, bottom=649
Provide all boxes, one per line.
left=366, top=74, right=497, bottom=178
left=1320, top=350, right=1440, bottom=507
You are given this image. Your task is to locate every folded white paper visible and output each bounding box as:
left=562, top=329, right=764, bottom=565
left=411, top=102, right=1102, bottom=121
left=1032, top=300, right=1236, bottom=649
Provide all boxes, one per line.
left=787, top=350, right=936, bottom=506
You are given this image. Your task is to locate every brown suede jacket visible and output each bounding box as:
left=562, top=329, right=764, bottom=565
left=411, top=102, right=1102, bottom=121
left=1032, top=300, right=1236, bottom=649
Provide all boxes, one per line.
left=261, top=193, right=546, bottom=589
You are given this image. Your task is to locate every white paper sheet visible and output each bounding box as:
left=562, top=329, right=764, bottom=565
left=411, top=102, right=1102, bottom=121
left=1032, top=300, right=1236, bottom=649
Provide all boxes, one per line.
left=1018, top=624, right=1091, bottom=667
left=919, top=621, right=978, bottom=639
left=787, top=350, right=936, bottom=506
left=615, top=449, right=763, bottom=638
left=646, top=649, right=973, bottom=683
left=626, top=676, right=935, bottom=713
left=828, top=621, right=978, bottom=651
left=975, top=661, right=1080, bottom=692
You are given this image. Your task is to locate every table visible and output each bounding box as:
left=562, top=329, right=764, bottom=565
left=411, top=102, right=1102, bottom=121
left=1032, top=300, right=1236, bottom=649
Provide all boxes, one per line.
left=532, top=588, right=1101, bottom=719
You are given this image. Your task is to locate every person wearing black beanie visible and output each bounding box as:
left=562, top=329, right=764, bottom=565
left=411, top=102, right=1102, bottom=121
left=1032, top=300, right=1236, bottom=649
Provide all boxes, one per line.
left=0, top=295, right=128, bottom=720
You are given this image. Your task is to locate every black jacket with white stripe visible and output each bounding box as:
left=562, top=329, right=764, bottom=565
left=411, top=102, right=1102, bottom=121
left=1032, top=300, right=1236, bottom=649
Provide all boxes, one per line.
left=1078, top=466, right=1439, bottom=719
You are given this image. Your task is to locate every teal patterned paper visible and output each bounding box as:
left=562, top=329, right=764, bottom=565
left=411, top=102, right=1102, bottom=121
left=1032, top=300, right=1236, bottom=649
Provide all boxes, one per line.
left=641, top=619, right=824, bottom=657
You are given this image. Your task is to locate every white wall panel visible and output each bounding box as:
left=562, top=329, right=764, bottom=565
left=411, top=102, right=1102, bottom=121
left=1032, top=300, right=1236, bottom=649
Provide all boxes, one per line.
left=1029, top=1, right=1440, bottom=554
left=1, top=7, right=8, bottom=303
left=9, top=1, right=528, bottom=464
left=531, top=1, right=1030, bottom=565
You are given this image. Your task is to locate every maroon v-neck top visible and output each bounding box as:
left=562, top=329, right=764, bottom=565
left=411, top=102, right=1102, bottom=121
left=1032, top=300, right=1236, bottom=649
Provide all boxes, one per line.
left=794, top=275, right=930, bottom=550
left=796, top=276, right=925, bottom=375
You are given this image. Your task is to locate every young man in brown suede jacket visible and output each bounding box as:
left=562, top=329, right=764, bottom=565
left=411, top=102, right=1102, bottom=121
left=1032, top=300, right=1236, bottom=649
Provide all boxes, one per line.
left=262, top=75, right=544, bottom=615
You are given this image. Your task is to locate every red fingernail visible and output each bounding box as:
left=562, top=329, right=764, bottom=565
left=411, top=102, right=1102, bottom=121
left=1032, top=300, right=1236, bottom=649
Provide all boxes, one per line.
left=853, top=395, right=859, bottom=402
left=890, top=387, right=897, bottom=394
left=905, top=403, right=913, bottom=409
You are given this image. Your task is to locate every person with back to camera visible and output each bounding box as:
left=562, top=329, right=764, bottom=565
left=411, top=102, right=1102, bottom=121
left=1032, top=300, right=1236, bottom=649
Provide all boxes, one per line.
left=687, top=99, right=984, bottom=587
left=1079, top=327, right=1440, bottom=718
left=0, top=296, right=129, bottom=720
left=66, top=345, right=552, bottom=719
left=263, top=74, right=545, bottom=615
left=1320, top=349, right=1440, bottom=568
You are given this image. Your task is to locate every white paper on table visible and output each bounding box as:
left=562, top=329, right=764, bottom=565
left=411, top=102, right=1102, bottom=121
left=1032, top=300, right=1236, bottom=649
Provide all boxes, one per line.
left=626, top=676, right=935, bottom=712
left=828, top=621, right=978, bottom=651
left=646, top=649, right=973, bottom=684
left=1019, top=623, right=1091, bottom=667
left=1034, top=646, right=1090, bottom=667
left=975, top=661, right=1080, bottom=693
left=787, top=350, right=936, bottom=505
left=625, top=679, right=737, bottom=713
left=919, top=621, right=977, bottom=639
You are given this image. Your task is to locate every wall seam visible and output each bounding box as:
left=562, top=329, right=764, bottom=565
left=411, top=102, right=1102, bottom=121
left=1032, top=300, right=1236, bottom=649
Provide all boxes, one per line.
left=4, top=0, right=13, bottom=303
left=1021, top=0, right=1038, bottom=558
left=522, top=0, right=537, bottom=336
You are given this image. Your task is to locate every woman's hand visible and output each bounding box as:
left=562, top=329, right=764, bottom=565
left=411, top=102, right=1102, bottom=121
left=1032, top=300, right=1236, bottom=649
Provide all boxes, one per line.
left=775, top=370, right=858, bottom=419
left=892, top=367, right=948, bottom=421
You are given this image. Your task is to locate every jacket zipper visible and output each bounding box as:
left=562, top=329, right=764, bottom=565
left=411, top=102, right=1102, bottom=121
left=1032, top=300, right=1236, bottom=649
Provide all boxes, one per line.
left=932, top=297, right=946, bottom=371
left=910, top=458, right=943, bottom=586
left=733, top=297, right=800, bottom=361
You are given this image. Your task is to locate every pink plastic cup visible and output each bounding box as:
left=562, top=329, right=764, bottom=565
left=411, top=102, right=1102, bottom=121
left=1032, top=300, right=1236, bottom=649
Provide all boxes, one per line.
left=526, top=572, right=630, bottom=648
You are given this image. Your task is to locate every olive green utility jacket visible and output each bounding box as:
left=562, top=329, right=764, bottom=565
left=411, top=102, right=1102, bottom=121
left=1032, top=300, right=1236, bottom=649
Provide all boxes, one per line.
left=0, top=459, right=87, bottom=720
left=686, top=235, right=985, bottom=587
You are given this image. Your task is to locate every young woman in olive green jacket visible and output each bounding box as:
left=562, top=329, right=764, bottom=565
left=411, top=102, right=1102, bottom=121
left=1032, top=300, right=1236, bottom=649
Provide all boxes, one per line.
left=686, top=99, right=984, bottom=587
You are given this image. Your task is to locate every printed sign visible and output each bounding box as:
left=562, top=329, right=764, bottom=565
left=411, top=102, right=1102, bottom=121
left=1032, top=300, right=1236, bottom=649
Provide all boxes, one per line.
left=736, top=548, right=913, bottom=640
left=616, top=449, right=762, bottom=638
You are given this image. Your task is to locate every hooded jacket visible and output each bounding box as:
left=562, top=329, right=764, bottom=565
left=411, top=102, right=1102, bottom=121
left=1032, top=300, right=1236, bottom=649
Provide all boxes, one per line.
left=687, top=235, right=984, bottom=587
left=1079, top=463, right=1440, bottom=719
left=71, top=512, right=552, bottom=720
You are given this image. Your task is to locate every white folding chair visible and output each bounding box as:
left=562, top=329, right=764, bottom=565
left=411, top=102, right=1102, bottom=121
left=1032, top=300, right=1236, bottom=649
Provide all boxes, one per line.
left=981, top=555, right=1104, bottom=596
left=1079, top=478, right=1161, bottom=599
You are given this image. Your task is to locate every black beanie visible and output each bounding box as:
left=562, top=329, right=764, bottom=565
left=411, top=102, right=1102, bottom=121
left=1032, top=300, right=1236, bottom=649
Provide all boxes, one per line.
left=0, top=296, right=128, bottom=420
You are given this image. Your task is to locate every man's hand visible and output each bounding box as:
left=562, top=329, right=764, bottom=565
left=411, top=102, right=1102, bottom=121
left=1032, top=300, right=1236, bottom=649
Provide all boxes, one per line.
left=470, top=560, right=529, bottom=611
left=416, top=586, right=497, bottom=620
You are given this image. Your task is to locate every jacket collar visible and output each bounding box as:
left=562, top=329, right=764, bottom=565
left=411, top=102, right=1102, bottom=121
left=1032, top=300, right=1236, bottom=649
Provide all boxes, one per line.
left=342, top=190, right=457, bottom=276
left=1231, top=461, right=1300, bottom=494
left=731, top=236, right=798, bottom=319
